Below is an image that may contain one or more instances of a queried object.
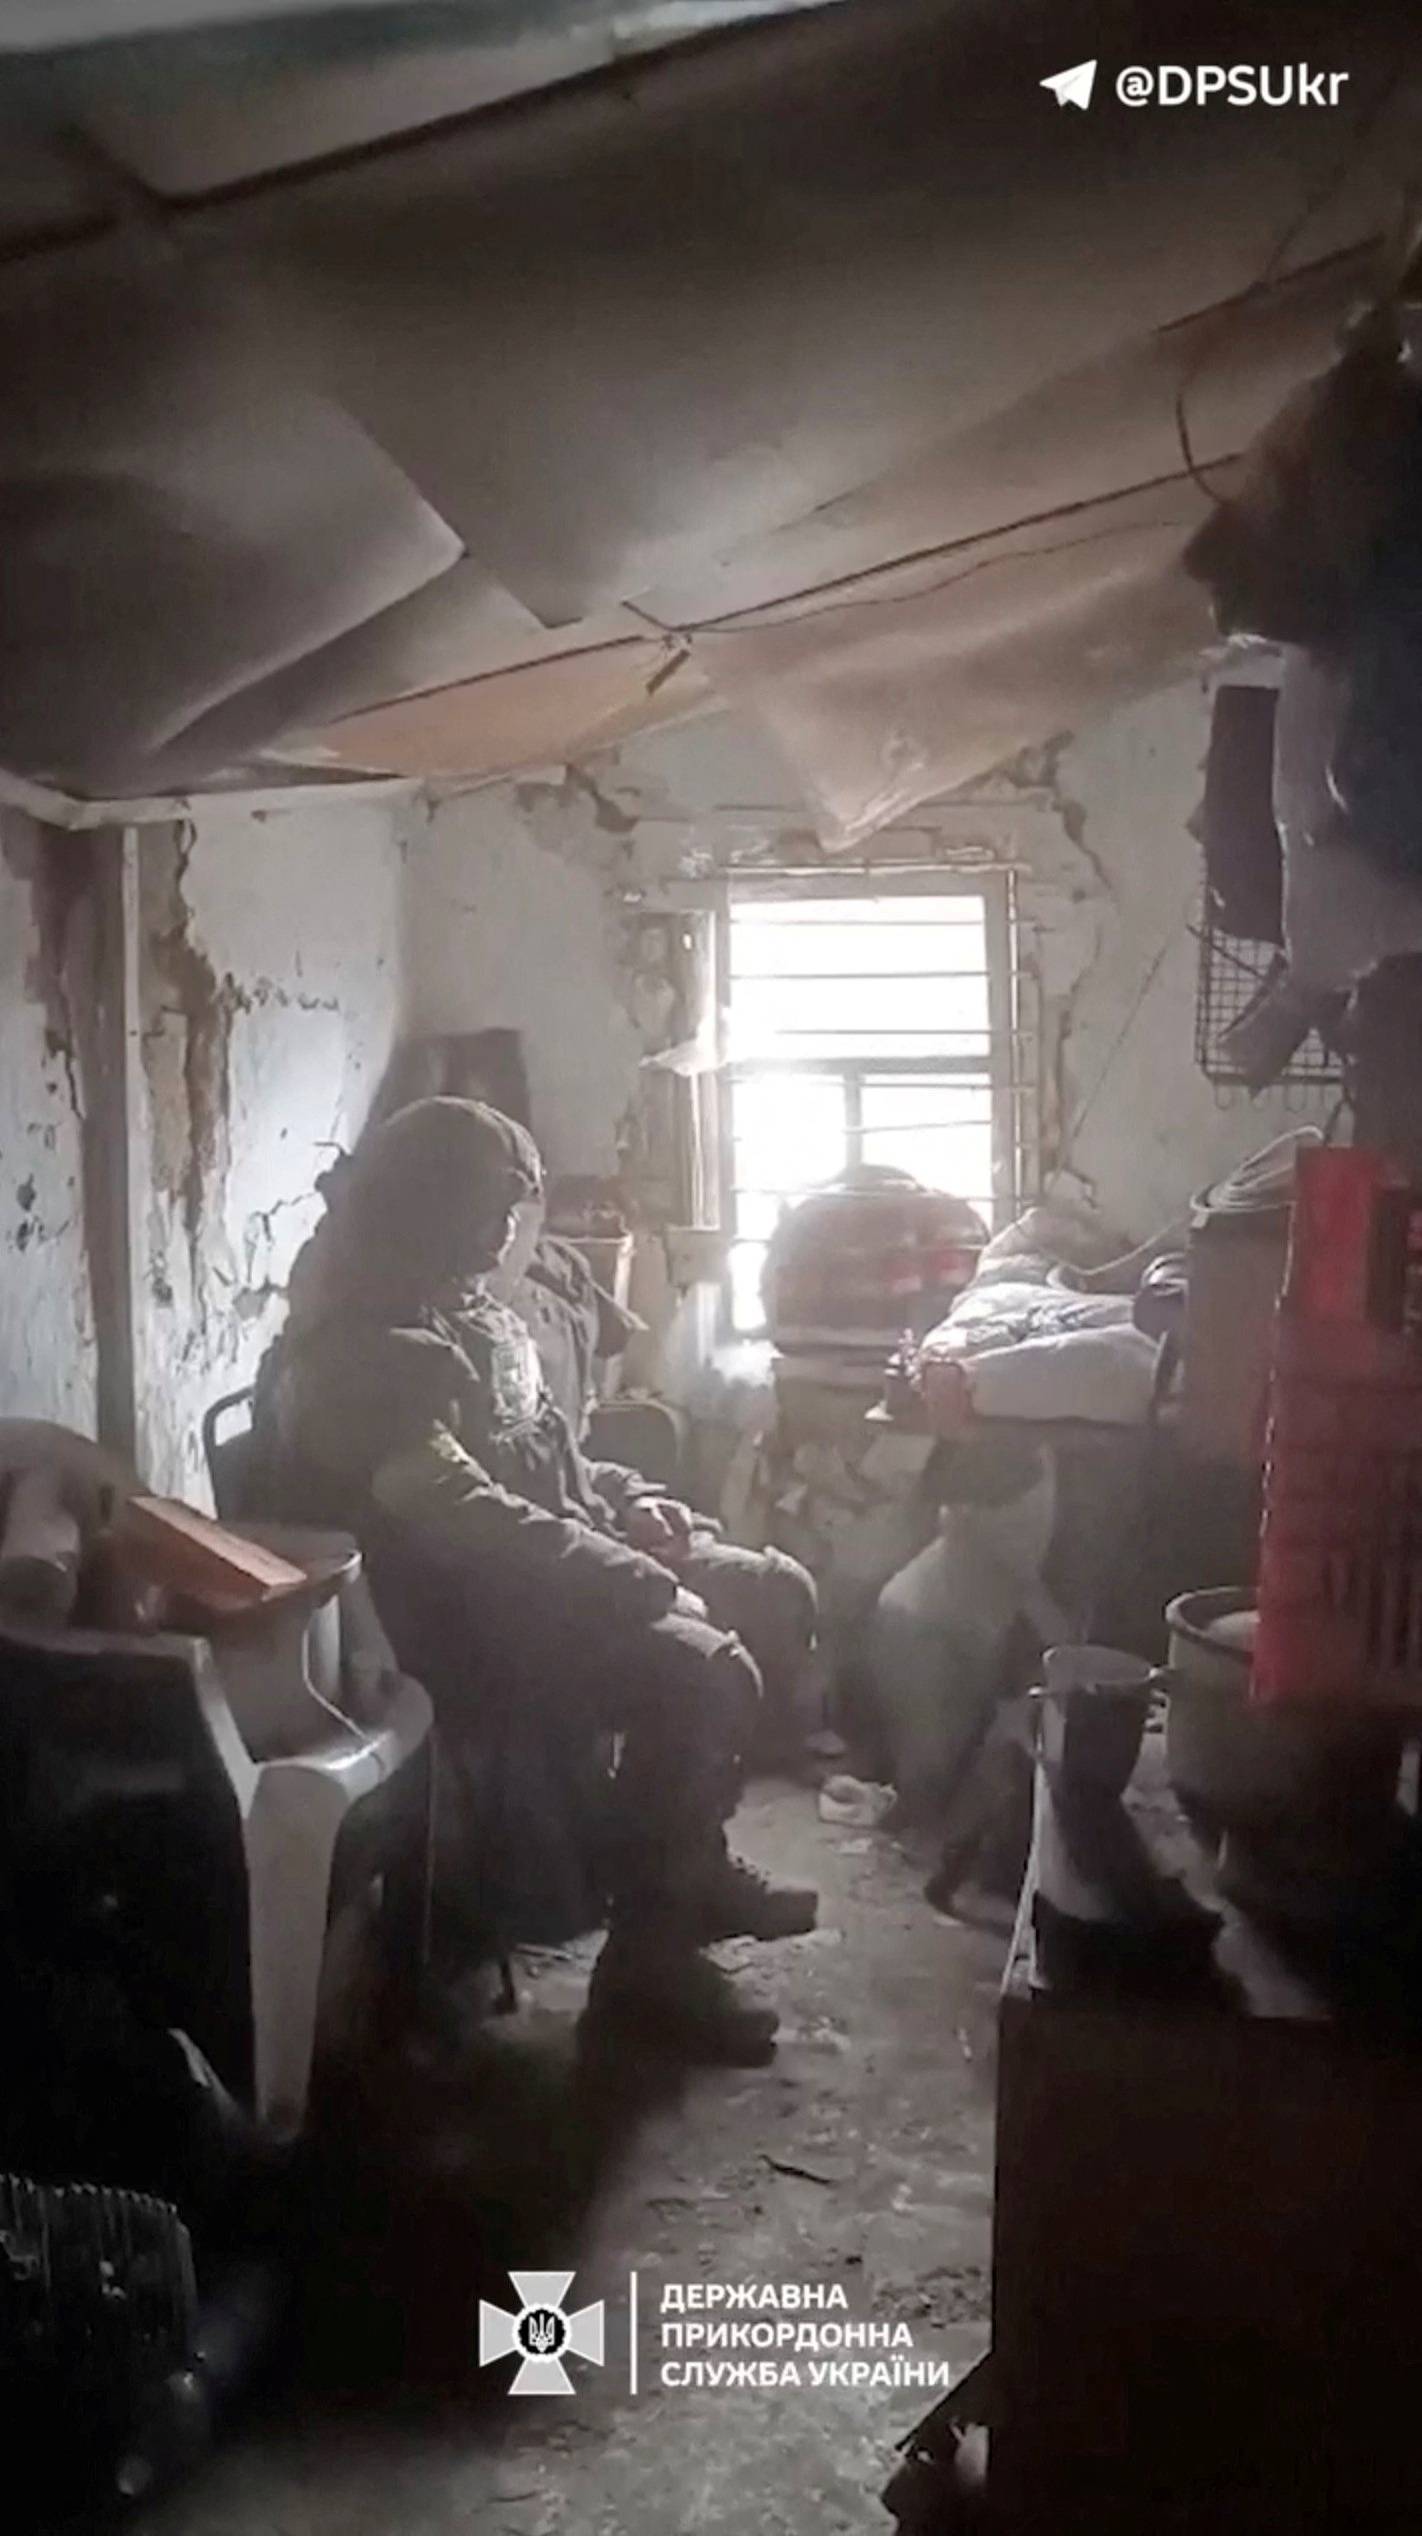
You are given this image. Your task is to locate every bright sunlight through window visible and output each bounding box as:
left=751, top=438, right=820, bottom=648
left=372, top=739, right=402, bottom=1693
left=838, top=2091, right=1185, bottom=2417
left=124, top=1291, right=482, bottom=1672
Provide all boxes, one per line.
left=724, top=887, right=1004, bottom=1335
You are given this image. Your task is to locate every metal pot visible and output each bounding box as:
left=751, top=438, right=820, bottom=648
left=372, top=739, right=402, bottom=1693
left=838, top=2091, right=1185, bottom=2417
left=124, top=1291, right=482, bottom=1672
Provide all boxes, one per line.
left=1033, top=1643, right=1163, bottom=1799
left=1164, top=1588, right=1402, bottom=1838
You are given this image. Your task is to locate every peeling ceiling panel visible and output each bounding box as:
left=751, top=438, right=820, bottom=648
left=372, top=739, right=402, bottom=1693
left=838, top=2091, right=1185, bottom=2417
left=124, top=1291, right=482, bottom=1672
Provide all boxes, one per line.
left=266, top=254, right=1368, bottom=791
left=28, top=4, right=844, bottom=195
left=0, top=249, right=462, bottom=789
left=250, top=242, right=1380, bottom=802
left=0, top=1, right=830, bottom=55
left=0, top=4, right=847, bottom=260
left=0, top=0, right=436, bottom=36
left=640, top=251, right=1375, bottom=629
left=693, top=479, right=1221, bottom=848
left=109, top=559, right=580, bottom=790
left=0, top=126, right=113, bottom=252
left=231, top=0, right=1420, bottom=628
left=290, top=626, right=713, bottom=781
left=0, top=0, right=1418, bottom=818
left=75, top=34, right=638, bottom=193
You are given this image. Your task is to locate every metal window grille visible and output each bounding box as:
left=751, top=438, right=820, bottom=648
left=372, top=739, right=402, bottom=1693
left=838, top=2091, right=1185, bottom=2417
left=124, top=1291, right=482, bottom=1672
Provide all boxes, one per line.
left=1193, top=904, right=1343, bottom=1091
left=721, top=874, right=1019, bottom=1335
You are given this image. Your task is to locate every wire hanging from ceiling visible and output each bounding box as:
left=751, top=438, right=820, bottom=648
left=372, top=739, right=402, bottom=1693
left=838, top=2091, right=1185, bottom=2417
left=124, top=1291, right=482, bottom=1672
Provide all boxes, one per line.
left=1172, top=47, right=1416, bottom=507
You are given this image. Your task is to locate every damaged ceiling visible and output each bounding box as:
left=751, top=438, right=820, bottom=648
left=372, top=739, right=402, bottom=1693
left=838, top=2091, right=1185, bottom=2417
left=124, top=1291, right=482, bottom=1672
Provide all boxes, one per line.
left=1, top=0, right=1421, bottom=840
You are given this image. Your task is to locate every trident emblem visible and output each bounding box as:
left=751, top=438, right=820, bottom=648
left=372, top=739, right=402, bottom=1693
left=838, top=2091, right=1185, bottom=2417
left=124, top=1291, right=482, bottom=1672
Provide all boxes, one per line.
left=478, top=2271, right=606, bottom=2395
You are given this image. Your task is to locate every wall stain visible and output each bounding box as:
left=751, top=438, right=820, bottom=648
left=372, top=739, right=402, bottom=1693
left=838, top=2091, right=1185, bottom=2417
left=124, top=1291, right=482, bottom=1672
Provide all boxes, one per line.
left=142, top=830, right=330, bottom=1362
left=1, top=812, right=89, bottom=1129
left=995, top=735, right=1117, bottom=1197
left=0, top=814, right=122, bottom=1407
left=11, top=1172, right=40, bottom=1259
left=1033, top=738, right=1112, bottom=906
left=514, top=762, right=639, bottom=841
left=233, top=1192, right=313, bottom=1324
left=145, top=821, right=235, bottom=1299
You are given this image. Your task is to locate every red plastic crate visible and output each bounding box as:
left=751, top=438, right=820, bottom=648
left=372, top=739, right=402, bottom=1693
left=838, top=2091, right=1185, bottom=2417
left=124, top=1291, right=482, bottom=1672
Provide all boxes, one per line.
left=1254, top=1145, right=1422, bottom=1706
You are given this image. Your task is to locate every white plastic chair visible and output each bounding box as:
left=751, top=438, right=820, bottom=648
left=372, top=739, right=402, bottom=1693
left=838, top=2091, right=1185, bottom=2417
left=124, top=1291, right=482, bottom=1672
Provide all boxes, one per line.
left=1, top=1529, right=432, bottom=2138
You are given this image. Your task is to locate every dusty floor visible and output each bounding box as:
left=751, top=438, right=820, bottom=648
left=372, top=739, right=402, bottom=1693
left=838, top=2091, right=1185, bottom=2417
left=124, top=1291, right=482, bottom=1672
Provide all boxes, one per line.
left=143, top=1786, right=1005, bottom=2536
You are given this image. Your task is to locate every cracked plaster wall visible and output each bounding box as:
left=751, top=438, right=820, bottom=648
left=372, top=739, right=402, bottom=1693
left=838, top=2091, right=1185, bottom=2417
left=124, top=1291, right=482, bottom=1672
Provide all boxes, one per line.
left=1025, top=677, right=1333, bottom=1239
left=136, top=794, right=407, bottom=1499
left=409, top=718, right=837, bottom=1183
left=0, top=685, right=1333, bottom=1481
left=411, top=678, right=1331, bottom=1249
left=407, top=774, right=647, bottom=1178
left=0, top=812, right=97, bottom=1430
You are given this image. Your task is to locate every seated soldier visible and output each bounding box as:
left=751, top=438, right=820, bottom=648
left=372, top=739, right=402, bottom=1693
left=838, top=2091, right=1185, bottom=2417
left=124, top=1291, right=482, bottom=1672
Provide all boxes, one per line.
left=253, top=1097, right=818, bottom=2065
left=497, top=1200, right=818, bottom=1766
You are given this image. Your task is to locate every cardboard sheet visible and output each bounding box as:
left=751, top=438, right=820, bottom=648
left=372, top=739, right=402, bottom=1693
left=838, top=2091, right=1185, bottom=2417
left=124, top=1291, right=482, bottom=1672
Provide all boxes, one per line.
left=233, top=0, right=1417, bottom=625
left=693, top=479, right=1219, bottom=847
left=0, top=246, right=461, bottom=790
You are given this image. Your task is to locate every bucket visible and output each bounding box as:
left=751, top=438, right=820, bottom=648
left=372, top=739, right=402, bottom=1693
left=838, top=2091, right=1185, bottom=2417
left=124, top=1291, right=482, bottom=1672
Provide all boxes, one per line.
left=1165, top=1587, right=1402, bottom=1837
left=1033, top=1644, right=1161, bottom=1798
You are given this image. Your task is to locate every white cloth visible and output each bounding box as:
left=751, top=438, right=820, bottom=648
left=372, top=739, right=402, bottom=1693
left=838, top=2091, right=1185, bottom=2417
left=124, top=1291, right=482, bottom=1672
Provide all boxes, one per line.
left=870, top=1461, right=1064, bottom=1809
left=964, top=1322, right=1161, bottom=1427
left=1276, top=645, right=1422, bottom=993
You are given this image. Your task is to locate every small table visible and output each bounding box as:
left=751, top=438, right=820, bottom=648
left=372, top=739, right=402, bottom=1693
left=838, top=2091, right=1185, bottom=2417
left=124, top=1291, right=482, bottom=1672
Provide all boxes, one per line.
left=988, top=1753, right=1422, bottom=2531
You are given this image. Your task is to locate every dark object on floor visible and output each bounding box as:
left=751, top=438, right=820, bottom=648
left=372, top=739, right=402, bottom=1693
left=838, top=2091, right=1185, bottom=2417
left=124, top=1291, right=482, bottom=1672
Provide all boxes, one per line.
left=884, top=2354, right=994, bottom=2532
left=696, top=1850, right=817, bottom=1943
left=0, top=2173, right=196, bottom=2521
left=0, top=1861, right=292, bottom=2247
left=116, top=2254, right=291, bottom=2511
left=582, top=1940, right=779, bottom=2068
left=925, top=1711, right=1034, bottom=1916
left=882, top=2440, right=988, bottom=2533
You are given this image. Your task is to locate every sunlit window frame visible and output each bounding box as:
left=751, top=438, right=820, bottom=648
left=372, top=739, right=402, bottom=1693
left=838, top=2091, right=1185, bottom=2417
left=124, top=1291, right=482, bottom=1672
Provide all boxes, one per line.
left=718, top=868, right=1019, bottom=1339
